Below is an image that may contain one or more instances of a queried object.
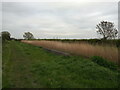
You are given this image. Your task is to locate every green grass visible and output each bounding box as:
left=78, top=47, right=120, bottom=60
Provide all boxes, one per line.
left=2, top=41, right=119, bottom=88
left=91, top=56, right=118, bottom=71
left=0, top=40, right=2, bottom=89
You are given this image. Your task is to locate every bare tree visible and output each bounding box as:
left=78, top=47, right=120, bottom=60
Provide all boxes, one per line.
left=96, top=21, right=118, bottom=40
left=23, top=32, right=34, bottom=40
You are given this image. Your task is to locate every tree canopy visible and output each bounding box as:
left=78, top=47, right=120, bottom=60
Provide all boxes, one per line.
left=1, top=31, right=11, bottom=41
left=23, top=32, right=34, bottom=40
left=96, top=21, right=118, bottom=40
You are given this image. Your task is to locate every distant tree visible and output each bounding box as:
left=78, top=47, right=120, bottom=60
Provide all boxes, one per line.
left=96, top=21, right=118, bottom=40
left=1, top=31, right=11, bottom=41
left=23, top=32, right=34, bottom=40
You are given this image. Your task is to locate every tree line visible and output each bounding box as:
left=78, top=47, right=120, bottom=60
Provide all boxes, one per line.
left=1, top=21, right=118, bottom=41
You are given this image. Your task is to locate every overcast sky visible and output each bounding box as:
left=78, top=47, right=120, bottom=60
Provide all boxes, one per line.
left=2, top=2, right=118, bottom=39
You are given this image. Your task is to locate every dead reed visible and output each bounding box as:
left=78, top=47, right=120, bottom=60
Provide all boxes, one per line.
left=22, top=40, right=118, bottom=63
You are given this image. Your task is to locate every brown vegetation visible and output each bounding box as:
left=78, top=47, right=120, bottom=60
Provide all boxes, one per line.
left=22, top=40, right=118, bottom=63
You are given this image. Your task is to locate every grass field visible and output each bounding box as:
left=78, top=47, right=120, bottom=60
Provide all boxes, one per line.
left=2, top=41, right=119, bottom=88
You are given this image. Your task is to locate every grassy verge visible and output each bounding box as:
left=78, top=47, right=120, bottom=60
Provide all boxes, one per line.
left=2, top=41, right=119, bottom=88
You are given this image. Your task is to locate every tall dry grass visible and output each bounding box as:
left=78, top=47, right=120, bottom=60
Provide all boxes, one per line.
left=22, top=40, right=118, bottom=63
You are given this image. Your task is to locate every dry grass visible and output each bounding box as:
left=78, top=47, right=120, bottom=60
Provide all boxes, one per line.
left=22, top=40, right=118, bottom=63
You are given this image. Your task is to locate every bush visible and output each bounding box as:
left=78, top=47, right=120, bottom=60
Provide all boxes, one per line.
left=91, top=56, right=118, bottom=71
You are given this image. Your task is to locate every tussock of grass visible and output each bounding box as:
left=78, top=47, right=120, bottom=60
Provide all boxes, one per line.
left=91, top=56, right=118, bottom=71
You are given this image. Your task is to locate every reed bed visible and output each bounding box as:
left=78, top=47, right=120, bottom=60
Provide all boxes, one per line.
left=22, top=40, right=118, bottom=63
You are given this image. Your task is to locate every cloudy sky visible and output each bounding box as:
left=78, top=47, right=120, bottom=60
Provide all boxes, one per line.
left=2, top=1, right=118, bottom=39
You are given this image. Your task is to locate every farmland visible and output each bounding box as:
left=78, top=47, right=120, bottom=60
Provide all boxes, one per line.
left=2, top=40, right=119, bottom=88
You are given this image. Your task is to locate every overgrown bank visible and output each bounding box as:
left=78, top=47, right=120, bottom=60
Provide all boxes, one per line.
left=2, top=41, right=119, bottom=88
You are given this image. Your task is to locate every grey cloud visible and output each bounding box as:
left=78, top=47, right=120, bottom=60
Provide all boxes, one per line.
left=2, top=2, right=118, bottom=39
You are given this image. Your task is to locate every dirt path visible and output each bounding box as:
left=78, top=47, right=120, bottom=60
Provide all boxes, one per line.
left=42, top=47, right=70, bottom=56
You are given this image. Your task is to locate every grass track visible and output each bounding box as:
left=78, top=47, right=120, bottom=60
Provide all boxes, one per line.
left=2, top=41, right=119, bottom=88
